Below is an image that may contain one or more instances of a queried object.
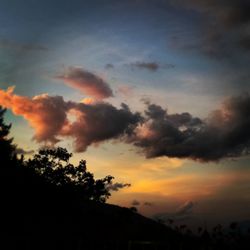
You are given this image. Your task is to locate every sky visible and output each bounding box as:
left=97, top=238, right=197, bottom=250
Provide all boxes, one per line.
left=1, top=0, right=250, bottom=229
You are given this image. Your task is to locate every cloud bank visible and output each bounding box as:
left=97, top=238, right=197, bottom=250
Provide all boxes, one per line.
left=128, top=95, right=250, bottom=161
left=1, top=87, right=250, bottom=162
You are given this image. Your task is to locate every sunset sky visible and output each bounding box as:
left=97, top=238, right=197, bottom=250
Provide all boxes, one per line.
left=1, top=0, right=250, bottom=229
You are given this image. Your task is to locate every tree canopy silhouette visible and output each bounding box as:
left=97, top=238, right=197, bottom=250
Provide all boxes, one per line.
left=26, top=147, right=114, bottom=202
left=0, top=106, right=118, bottom=204
left=0, top=107, right=17, bottom=164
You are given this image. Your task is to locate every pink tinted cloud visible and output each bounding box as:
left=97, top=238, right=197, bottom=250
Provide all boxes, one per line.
left=56, top=67, right=114, bottom=100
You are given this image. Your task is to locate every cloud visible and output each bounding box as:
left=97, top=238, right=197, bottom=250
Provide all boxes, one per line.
left=128, top=61, right=175, bottom=72
left=177, top=0, right=250, bottom=29
left=131, top=200, right=140, bottom=206
left=56, top=67, right=114, bottom=100
left=1, top=87, right=250, bottom=162
left=170, top=0, right=250, bottom=58
left=0, top=38, right=48, bottom=51
left=153, top=201, right=195, bottom=223
left=117, top=85, right=135, bottom=97
left=127, top=94, right=250, bottom=161
left=176, top=201, right=194, bottom=216
left=106, top=182, right=131, bottom=191
left=0, top=87, right=140, bottom=151
left=144, top=201, right=153, bottom=206
left=105, top=63, right=114, bottom=69
left=15, top=147, right=34, bottom=155
left=0, top=87, right=68, bottom=144
left=129, top=61, right=160, bottom=71
left=62, top=102, right=141, bottom=152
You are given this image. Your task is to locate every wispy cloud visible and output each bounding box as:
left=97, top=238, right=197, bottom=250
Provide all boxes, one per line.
left=0, top=38, right=48, bottom=51
left=56, top=66, right=114, bottom=100
left=107, top=182, right=131, bottom=191
left=153, top=201, right=195, bottom=223
left=127, top=61, right=174, bottom=72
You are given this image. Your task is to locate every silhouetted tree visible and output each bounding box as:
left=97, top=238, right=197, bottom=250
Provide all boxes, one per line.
left=0, top=107, right=16, bottom=164
left=26, top=147, right=114, bottom=202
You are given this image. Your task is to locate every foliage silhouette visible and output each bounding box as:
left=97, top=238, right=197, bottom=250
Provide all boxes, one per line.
left=0, top=107, right=17, bottom=164
left=26, top=147, right=114, bottom=202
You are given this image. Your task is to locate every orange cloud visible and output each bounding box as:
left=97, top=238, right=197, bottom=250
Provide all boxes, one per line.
left=0, top=87, right=140, bottom=150
left=0, top=87, right=68, bottom=143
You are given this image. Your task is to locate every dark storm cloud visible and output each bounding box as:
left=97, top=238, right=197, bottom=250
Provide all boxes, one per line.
left=170, top=0, right=250, bottom=58
left=127, top=94, right=250, bottom=161
left=106, top=182, right=131, bottom=191
left=56, top=67, right=114, bottom=100
left=65, top=102, right=141, bottom=152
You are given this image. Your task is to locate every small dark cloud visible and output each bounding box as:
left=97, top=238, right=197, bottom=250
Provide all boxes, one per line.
left=105, top=63, right=114, bottom=69
left=107, top=182, right=131, bottom=191
left=0, top=38, right=48, bottom=51
left=131, top=200, right=140, bottom=206
left=128, top=61, right=174, bottom=72
left=144, top=201, right=153, bottom=206
left=56, top=66, right=114, bottom=100
left=130, top=61, right=159, bottom=71
left=153, top=201, right=195, bottom=223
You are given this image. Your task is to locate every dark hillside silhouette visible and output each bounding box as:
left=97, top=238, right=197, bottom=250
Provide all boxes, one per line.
left=0, top=107, right=179, bottom=249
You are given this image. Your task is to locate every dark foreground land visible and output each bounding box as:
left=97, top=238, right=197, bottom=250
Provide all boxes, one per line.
left=1, top=161, right=250, bottom=250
